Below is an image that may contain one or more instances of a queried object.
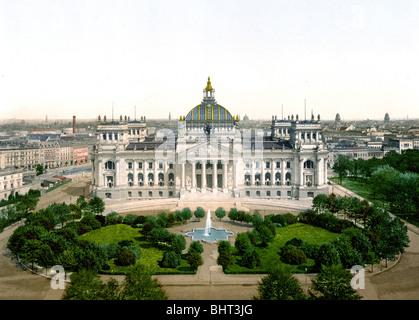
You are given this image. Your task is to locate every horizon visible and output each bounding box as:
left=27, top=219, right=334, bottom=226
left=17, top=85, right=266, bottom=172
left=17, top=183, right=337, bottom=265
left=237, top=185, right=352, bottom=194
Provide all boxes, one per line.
left=0, top=1, right=418, bottom=121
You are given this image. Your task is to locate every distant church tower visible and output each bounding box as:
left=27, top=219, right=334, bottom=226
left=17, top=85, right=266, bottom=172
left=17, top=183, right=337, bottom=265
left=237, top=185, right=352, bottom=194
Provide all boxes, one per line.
left=384, top=113, right=390, bottom=123
left=335, top=113, right=341, bottom=123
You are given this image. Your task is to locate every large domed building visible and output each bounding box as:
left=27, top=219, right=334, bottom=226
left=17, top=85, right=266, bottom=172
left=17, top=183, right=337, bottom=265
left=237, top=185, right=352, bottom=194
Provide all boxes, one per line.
left=90, top=78, right=329, bottom=201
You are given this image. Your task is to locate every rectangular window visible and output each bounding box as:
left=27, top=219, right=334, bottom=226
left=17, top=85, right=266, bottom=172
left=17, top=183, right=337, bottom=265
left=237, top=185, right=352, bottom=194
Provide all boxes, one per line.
left=286, top=161, right=291, bottom=168
left=169, top=163, right=173, bottom=169
left=149, top=162, right=153, bottom=169
left=159, top=162, right=163, bottom=169
left=246, top=191, right=250, bottom=197
left=256, top=191, right=260, bottom=197
left=169, top=191, right=173, bottom=197
left=276, top=161, right=280, bottom=168
left=266, top=161, right=270, bottom=169
left=308, top=192, right=314, bottom=198
left=159, top=191, right=163, bottom=197
left=138, top=191, right=142, bottom=197
left=287, top=191, right=291, bottom=197
left=128, top=162, right=133, bottom=169
left=267, top=191, right=271, bottom=197
left=148, top=191, right=152, bottom=197
left=138, top=162, right=143, bottom=169
left=277, top=191, right=281, bottom=197
left=128, top=191, right=132, bottom=198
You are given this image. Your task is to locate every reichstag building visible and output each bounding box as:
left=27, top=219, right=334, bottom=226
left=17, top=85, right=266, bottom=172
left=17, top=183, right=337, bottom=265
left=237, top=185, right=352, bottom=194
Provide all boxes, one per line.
left=90, top=78, right=329, bottom=201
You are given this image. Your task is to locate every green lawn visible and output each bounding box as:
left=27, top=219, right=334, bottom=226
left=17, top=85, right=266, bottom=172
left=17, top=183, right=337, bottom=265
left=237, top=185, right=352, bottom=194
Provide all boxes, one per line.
left=226, top=222, right=339, bottom=274
left=79, top=224, right=194, bottom=274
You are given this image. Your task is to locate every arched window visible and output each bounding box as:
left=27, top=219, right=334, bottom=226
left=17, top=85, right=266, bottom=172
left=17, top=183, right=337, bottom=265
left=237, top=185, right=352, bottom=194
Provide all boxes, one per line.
left=158, top=173, right=164, bottom=186
left=275, top=172, right=281, bottom=185
left=105, top=160, right=115, bottom=170
left=285, top=172, right=291, bottom=185
left=148, top=173, right=154, bottom=186
left=304, top=160, right=315, bottom=169
left=168, top=173, right=174, bottom=186
left=128, top=173, right=133, bottom=186
left=265, top=172, right=271, bottom=186
left=244, top=173, right=251, bottom=186
left=255, top=173, right=261, bottom=186
left=138, top=173, right=144, bottom=186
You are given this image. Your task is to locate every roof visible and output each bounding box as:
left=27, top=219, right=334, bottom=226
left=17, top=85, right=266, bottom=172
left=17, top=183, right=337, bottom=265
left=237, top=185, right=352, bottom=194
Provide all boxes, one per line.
left=185, top=104, right=235, bottom=122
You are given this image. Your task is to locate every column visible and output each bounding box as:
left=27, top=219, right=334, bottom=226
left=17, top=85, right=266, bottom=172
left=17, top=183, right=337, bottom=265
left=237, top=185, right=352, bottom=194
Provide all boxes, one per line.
left=191, top=161, right=196, bottom=192
left=271, top=158, right=274, bottom=186
left=202, top=161, right=206, bottom=192
left=251, top=161, right=255, bottom=185
left=181, top=162, right=185, bottom=189
left=300, top=159, right=304, bottom=186
left=261, top=160, right=265, bottom=185
left=324, top=158, right=328, bottom=184
left=233, top=162, right=238, bottom=188
left=223, top=161, right=228, bottom=192
left=115, top=160, right=120, bottom=186
left=143, top=159, right=147, bottom=186
left=154, top=161, right=158, bottom=186
left=133, top=159, right=138, bottom=186
left=212, top=162, right=217, bottom=193
left=98, top=160, right=103, bottom=187
left=281, top=159, right=286, bottom=185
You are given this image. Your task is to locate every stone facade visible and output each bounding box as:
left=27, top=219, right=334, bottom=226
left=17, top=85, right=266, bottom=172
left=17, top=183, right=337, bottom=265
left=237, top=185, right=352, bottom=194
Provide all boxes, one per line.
left=91, top=78, right=329, bottom=201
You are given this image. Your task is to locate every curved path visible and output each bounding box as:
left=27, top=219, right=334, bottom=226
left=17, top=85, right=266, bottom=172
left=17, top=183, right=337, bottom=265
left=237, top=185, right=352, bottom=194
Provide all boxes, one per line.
left=1, top=176, right=419, bottom=299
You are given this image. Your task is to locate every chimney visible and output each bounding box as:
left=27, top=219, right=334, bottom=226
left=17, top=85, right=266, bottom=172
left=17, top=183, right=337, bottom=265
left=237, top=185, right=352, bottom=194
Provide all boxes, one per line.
left=72, top=116, right=76, bottom=134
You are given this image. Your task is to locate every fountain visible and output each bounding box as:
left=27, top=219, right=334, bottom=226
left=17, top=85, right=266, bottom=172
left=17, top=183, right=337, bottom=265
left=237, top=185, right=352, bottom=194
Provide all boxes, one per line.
left=186, top=209, right=234, bottom=243
left=204, top=209, right=211, bottom=236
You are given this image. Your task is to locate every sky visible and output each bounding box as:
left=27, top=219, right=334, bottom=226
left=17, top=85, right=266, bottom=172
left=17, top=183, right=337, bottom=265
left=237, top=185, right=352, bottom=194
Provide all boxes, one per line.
left=0, top=0, right=418, bottom=121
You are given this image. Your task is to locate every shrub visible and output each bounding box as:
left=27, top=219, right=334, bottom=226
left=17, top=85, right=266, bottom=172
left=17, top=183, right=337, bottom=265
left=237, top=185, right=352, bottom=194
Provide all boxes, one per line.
left=215, top=207, right=226, bottom=220
left=156, top=212, right=168, bottom=228
left=80, top=215, right=101, bottom=232
left=101, top=243, right=121, bottom=260
left=218, top=240, right=231, bottom=253
left=171, top=235, right=186, bottom=254
left=122, top=214, right=138, bottom=226
left=268, top=214, right=286, bottom=227
left=115, top=249, right=136, bottom=266
left=194, top=207, right=205, bottom=220
left=188, top=241, right=203, bottom=254
left=217, top=249, right=235, bottom=270
left=187, top=252, right=203, bottom=269
left=105, top=212, right=119, bottom=225
left=282, top=213, right=298, bottom=225
left=281, top=248, right=307, bottom=265
left=240, top=244, right=261, bottom=269
left=160, top=250, right=181, bottom=268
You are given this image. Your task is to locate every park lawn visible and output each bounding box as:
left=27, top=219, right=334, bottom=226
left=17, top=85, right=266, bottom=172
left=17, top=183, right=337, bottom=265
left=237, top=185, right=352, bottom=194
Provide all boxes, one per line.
left=79, top=224, right=193, bottom=274
left=330, top=177, right=391, bottom=210
left=226, top=222, right=339, bottom=274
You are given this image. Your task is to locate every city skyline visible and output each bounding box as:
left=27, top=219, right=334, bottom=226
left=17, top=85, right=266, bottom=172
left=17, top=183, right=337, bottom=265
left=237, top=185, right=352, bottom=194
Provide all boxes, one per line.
left=0, top=0, right=418, bottom=121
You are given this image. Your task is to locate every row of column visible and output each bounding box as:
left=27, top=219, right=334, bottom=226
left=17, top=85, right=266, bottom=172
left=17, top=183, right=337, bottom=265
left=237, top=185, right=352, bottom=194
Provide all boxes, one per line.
left=181, top=161, right=237, bottom=191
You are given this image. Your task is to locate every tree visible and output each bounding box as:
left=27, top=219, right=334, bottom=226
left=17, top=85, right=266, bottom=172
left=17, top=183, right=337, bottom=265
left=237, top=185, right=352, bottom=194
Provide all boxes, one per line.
left=35, top=164, right=44, bottom=176
left=257, top=224, right=274, bottom=246
left=217, top=249, right=235, bottom=270
left=194, top=207, right=205, bottom=221
left=333, top=155, right=352, bottom=184
left=48, top=202, right=71, bottom=228
left=88, top=196, right=105, bottom=215
left=188, top=241, right=203, bottom=254
left=215, top=207, right=226, bottom=221
left=160, top=250, right=181, bottom=268
left=76, top=195, right=89, bottom=213
left=63, top=269, right=104, bottom=300
left=186, top=252, right=203, bottom=269
left=180, top=207, right=192, bottom=222
left=312, top=194, right=329, bottom=213
left=240, top=244, right=261, bottom=269
left=254, top=266, right=306, bottom=300
left=120, top=264, right=167, bottom=300
left=309, top=264, right=361, bottom=300
left=115, top=249, right=136, bottom=266
left=314, top=242, right=341, bottom=270
left=171, top=235, right=186, bottom=254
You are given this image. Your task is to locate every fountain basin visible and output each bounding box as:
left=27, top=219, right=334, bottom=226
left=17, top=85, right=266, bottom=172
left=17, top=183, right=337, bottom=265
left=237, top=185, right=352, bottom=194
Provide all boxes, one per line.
left=186, top=227, right=234, bottom=243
